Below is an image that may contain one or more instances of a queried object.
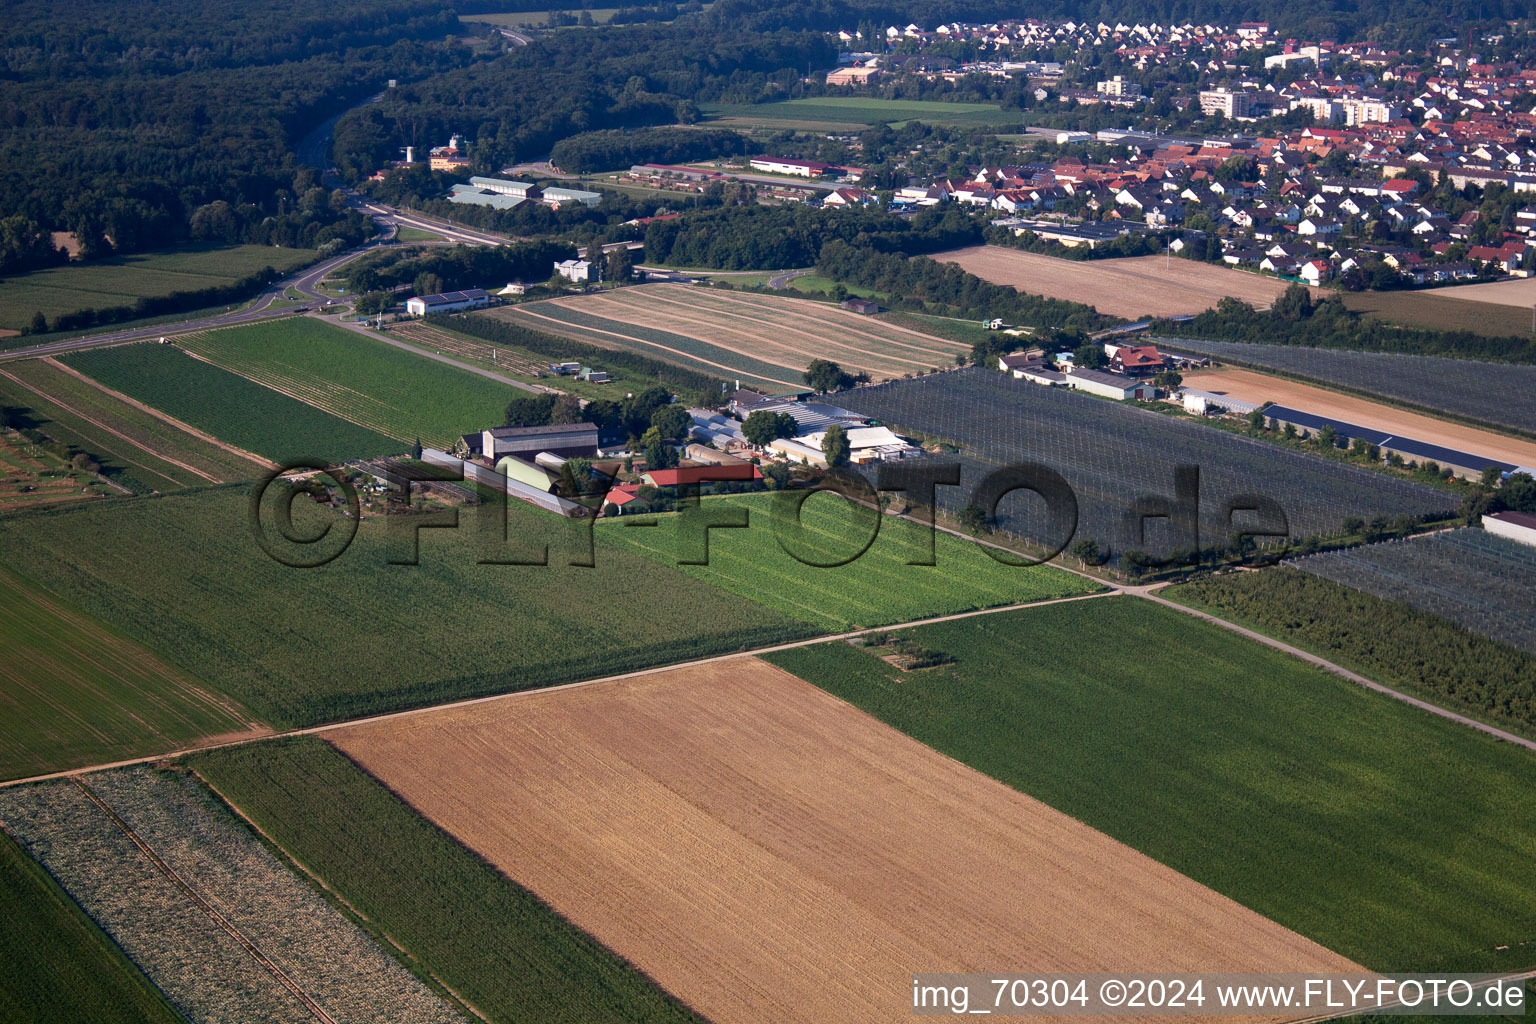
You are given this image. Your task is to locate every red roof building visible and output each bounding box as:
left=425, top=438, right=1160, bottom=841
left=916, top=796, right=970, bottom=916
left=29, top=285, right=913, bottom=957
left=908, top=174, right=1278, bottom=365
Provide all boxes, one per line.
left=641, top=465, right=763, bottom=487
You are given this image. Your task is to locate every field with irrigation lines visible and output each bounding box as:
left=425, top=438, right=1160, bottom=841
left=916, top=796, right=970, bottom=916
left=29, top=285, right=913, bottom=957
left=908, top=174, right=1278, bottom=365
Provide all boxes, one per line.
left=765, top=598, right=1536, bottom=972
left=0, top=564, right=261, bottom=781
left=0, top=244, right=316, bottom=333
left=1156, top=337, right=1536, bottom=435
left=0, top=828, right=183, bottom=1023
left=0, top=768, right=463, bottom=1023
left=702, top=97, right=1022, bottom=129
left=1, top=357, right=268, bottom=489
left=840, top=369, right=1455, bottom=560
left=62, top=342, right=401, bottom=465
left=1289, top=528, right=1536, bottom=654
left=178, top=318, right=529, bottom=448
left=0, top=485, right=817, bottom=727
left=599, top=492, right=1101, bottom=630
left=487, top=283, right=968, bottom=389
left=193, top=736, right=707, bottom=1024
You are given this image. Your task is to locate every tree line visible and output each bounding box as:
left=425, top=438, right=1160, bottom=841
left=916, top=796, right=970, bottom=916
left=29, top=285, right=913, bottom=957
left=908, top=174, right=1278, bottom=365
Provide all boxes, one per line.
left=550, top=127, right=749, bottom=173
left=1159, top=288, right=1536, bottom=364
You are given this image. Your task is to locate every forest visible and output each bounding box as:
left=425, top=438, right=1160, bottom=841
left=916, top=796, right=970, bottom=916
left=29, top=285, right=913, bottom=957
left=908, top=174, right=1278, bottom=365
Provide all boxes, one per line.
left=550, top=128, right=749, bottom=173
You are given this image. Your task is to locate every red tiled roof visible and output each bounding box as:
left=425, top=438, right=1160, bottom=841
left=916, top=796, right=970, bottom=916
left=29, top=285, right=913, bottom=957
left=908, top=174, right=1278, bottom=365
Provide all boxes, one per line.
left=643, top=465, right=762, bottom=487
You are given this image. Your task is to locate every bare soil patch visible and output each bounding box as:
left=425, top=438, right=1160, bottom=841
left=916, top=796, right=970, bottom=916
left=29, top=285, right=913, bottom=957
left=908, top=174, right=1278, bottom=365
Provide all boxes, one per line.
left=1184, top=366, right=1536, bottom=467
left=332, top=657, right=1359, bottom=1024
left=933, top=246, right=1308, bottom=319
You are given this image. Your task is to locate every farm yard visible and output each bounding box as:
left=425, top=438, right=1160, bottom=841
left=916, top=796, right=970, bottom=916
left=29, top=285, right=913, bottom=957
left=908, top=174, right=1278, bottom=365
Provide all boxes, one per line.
left=0, top=829, right=181, bottom=1024
left=931, top=246, right=1307, bottom=319
left=192, top=737, right=707, bottom=1024
left=485, top=283, right=969, bottom=390
left=0, top=243, right=317, bottom=335
left=765, top=598, right=1536, bottom=971
left=1181, top=366, right=1536, bottom=469
left=62, top=342, right=401, bottom=466
left=599, top=492, right=1102, bottom=631
left=331, top=657, right=1358, bottom=1024
left=841, top=369, right=1455, bottom=559
left=0, top=768, right=465, bottom=1023
left=1, top=357, right=270, bottom=490
left=0, top=485, right=817, bottom=727
left=177, top=317, right=530, bottom=448
left=1290, top=529, right=1536, bottom=655
left=1159, top=337, right=1536, bottom=436
left=0, top=565, right=261, bottom=780
left=702, top=97, right=1023, bottom=130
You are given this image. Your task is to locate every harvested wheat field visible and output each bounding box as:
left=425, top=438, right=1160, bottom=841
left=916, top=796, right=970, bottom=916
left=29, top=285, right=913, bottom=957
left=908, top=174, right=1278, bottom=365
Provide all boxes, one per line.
left=1423, top=276, right=1536, bottom=307
left=488, top=283, right=968, bottom=389
left=934, top=246, right=1310, bottom=319
left=331, top=657, right=1358, bottom=1024
left=1184, top=366, right=1536, bottom=468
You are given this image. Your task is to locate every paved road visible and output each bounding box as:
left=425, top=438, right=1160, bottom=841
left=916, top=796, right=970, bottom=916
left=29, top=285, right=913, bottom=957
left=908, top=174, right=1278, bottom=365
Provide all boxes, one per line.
left=0, top=244, right=385, bottom=364
left=767, top=268, right=815, bottom=289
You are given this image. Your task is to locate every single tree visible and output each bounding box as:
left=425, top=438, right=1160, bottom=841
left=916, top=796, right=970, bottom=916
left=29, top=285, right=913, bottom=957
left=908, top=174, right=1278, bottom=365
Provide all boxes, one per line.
left=1072, top=344, right=1106, bottom=370
left=743, top=409, right=795, bottom=446
left=605, top=246, right=634, bottom=283
left=821, top=423, right=850, bottom=468
left=411, top=436, right=423, bottom=459
left=958, top=502, right=988, bottom=535
left=804, top=359, right=851, bottom=393
left=28, top=311, right=46, bottom=335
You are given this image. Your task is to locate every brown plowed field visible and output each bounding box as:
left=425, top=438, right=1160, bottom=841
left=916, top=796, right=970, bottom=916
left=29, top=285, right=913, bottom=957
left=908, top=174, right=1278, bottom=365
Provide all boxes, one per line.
left=1184, top=366, right=1536, bottom=467
left=933, top=246, right=1309, bottom=319
left=332, top=657, right=1359, bottom=1024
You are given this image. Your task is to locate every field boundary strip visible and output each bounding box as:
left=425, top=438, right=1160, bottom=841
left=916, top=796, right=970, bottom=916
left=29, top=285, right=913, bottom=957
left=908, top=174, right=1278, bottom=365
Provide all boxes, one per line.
left=68, top=776, right=342, bottom=1024
left=0, top=366, right=224, bottom=484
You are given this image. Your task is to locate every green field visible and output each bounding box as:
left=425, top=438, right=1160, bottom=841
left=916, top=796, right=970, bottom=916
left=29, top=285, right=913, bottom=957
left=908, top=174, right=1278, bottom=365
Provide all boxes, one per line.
left=0, top=829, right=183, bottom=1024
left=765, top=598, right=1536, bottom=972
left=62, top=342, right=401, bottom=465
left=392, top=226, right=448, bottom=242
left=1342, top=290, right=1533, bottom=339
left=0, top=243, right=316, bottom=333
left=1168, top=568, right=1536, bottom=739
left=0, top=485, right=816, bottom=727
left=702, top=97, right=1023, bottom=129
left=192, top=736, right=704, bottom=1024
left=600, top=493, right=1102, bottom=630
left=0, top=358, right=267, bottom=490
left=0, top=565, right=258, bottom=780
left=178, top=317, right=530, bottom=448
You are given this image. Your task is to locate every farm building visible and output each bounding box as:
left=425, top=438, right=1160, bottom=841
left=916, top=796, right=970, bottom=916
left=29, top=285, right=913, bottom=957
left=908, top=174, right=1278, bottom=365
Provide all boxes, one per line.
left=499, top=282, right=527, bottom=296
left=1178, top=388, right=1263, bottom=416
left=777, top=425, right=915, bottom=466
left=423, top=448, right=585, bottom=517
left=685, top=444, right=749, bottom=466
left=642, top=465, right=763, bottom=487
left=1483, top=510, right=1536, bottom=548
left=495, top=455, right=561, bottom=494
left=1263, top=405, right=1519, bottom=480
left=555, top=259, right=593, bottom=282
left=750, top=157, right=837, bottom=178
left=1061, top=367, right=1155, bottom=401
left=481, top=422, right=599, bottom=460
left=688, top=409, right=749, bottom=448
left=840, top=297, right=879, bottom=315
left=405, top=289, right=491, bottom=316
left=1107, top=344, right=1170, bottom=376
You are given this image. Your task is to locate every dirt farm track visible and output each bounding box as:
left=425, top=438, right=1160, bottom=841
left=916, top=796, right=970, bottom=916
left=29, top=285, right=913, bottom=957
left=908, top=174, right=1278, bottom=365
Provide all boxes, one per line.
left=933, top=246, right=1311, bottom=319
left=332, top=657, right=1359, bottom=1024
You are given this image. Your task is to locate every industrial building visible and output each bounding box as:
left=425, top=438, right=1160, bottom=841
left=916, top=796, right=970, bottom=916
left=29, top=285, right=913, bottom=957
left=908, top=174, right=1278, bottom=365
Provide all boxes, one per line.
left=1483, top=510, right=1536, bottom=548
left=405, top=289, right=491, bottom=316
left=480, top=422, right=599, bottom=460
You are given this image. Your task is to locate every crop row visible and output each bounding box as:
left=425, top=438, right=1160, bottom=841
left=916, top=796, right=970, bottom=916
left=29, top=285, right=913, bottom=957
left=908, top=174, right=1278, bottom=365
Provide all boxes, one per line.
left=1289, top=528, right=1536, bottom=654
left=192, top=736, right=708, bottom=1024
left=841, top=369, right=1455, bottom=559
left=495, top=302, right=797, bottom=390
left=1155, top=336, right=1536, bottom=435
left=180, top=318, right=524, bottom=448
left=0, top=768, right=465, bottom=1023
left=598, top=492, right=1100, bottom=630
left=63, top=343, right=400, bottom=466
left=0, top=485, right=819, bottom=727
